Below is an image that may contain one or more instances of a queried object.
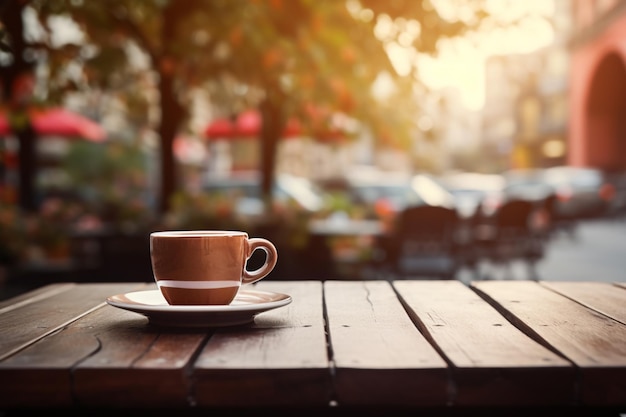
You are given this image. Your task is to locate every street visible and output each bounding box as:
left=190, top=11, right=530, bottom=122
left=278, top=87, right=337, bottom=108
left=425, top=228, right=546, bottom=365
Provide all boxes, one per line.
left=458, top=216, right=626, bottom=283
left=536, top=217, right=626, bottom=282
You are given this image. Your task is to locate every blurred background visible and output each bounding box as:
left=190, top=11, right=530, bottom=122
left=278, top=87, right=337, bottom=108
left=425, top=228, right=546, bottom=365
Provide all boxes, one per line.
left=1, top=0, right=625, bottom=297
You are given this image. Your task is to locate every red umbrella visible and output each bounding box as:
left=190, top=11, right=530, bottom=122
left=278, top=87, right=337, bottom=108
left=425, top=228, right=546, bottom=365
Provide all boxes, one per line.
left=204, top=117, right=235, bottom=138
left=0, top=107, right=106, bottom=142
left=236, top=110, right=262, bottom=136
left=204, top=110, right=301, bottom=139
left=173, top=136, right=207, bottom=165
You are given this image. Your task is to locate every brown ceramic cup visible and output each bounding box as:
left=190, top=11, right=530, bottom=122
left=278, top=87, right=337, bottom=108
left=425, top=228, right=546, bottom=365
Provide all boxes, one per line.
left=150, top=230, right=278, bottom=305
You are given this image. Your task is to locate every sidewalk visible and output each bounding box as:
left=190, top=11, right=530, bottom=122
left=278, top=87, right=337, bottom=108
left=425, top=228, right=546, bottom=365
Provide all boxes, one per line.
left=456, top=217, right=626, bottom=283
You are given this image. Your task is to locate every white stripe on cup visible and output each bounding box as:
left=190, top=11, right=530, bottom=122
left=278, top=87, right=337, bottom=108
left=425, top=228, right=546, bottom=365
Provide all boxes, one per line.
left=156, top=280, right=240, bottom=289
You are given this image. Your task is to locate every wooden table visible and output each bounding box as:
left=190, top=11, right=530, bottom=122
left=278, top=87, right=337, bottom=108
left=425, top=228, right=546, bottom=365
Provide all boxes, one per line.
left=1, top=280, right=625, bottom=416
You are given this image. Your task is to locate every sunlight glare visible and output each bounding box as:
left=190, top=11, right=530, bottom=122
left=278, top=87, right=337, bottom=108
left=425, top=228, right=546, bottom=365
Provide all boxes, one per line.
left=405, top=0, right=556, bottom=110
left=387, top=42, right=414, bottom=77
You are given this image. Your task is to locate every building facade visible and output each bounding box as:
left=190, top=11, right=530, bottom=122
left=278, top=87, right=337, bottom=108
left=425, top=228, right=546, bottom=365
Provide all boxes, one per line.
left=482, top=1, right=571, bottom=172
left=569, top=0, right=626, bottom=171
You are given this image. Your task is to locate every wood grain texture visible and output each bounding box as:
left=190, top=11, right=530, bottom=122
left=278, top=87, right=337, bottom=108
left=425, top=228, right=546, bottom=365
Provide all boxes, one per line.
left=540, top=281, right=626, bottom=324
left=1, top=280, right=624, bottom=413
left=394, top=280, right=573, bottom=406
left=0, top=283, right=75, bottom=312
left=72, top=303, right=206, bottom=407
left=0, top=283, right=151, bottom=407
left=325, top=280, right=448, bottom=406
left=0, top=282, right=143, bottom=361
left=472, top=280, right=626, bottom=406
left=193, top=281, right=331, bottom=407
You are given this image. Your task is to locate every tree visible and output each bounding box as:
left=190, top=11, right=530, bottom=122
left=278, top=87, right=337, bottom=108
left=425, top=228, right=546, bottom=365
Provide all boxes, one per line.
left=33, top=0, right=230, bottom=213
left=203, top=0, right=484, bottom=204
left=4, top=0, right=489, bottom=214
left=2, top=0, right=220, bottom=212
left=0, top=0, right=105, bottom=210
left=1, top=0, right=40, bottom=211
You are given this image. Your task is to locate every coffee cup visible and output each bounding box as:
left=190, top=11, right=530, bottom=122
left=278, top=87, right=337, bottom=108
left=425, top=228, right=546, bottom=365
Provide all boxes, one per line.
left=150, top=230, right=278, bottom=305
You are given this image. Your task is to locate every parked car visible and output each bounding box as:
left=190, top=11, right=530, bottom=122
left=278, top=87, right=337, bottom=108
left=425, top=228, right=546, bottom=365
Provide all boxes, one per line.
left=541, top=166, right=616, bottom=220
left=476, top=169, right=556, bottom=219
left=437, top=172, right=505, bottom=220
left=409, top=174, right=457, bottom=211
left=203, top=171, right=325, bottom=218
left=317, top=169, right=421, bottom=220
left=318, top=169, right=456, bottom=221
left=467, top=168, right=558, bottom=242
left=504, top=169, right=555, bottom=202
left=605, top=170, right=626, bottom=216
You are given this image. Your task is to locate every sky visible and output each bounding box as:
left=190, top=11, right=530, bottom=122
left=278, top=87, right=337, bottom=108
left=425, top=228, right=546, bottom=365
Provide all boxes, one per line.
left=387, top=0, right=557, bottom=110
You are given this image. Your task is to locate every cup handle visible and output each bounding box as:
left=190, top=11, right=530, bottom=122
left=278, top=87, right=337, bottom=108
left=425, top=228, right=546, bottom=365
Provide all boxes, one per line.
left=242, top=238, right=278, bottom=284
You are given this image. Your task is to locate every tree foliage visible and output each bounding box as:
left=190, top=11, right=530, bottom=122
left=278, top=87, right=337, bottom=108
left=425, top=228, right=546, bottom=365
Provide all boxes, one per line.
left=2, top=0, right=488, bottom=213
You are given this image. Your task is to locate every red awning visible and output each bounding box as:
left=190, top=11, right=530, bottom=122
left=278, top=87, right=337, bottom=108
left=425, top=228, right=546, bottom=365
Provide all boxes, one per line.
left=0, top=107, right=106, bottom=142
left=204, top=110, right=302, bottom=140
left=204, top=117, right=235, bottom=138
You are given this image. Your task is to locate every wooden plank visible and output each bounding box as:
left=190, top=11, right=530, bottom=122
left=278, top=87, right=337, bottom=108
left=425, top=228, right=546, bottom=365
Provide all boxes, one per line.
left=72, top=300, right=207, bottom=407
left=0, top=281, right=205, bottom=407
left=0, top=283, right=75, bottom=312
left=0, top=283, right=151, bottom=407
left=472, top=280, right=626, bottom=407
left=325, top=280, right=448, bottom=407
left=0, top=282, right=144, bottom=361
left=0, top=282, right=207, bottom=408
left=541, top=281, right=626, bottom=324
left=394, top=280, right=573, bottom=407
left=193, top=281, right=331, bottom=407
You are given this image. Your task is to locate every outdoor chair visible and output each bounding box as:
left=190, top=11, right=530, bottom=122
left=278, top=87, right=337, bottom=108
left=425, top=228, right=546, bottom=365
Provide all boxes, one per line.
left=382, top=205, right=461, bottom=279
left=481, top=199, right=545, bottom=280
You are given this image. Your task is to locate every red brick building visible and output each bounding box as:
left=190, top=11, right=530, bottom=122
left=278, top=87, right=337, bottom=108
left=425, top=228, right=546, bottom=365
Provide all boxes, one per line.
left=569, top=0, right=626, bottom=171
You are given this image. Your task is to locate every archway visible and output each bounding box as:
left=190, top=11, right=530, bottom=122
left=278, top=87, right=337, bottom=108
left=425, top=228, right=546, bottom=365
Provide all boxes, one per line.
left=585, top=52, right=626, bottom=171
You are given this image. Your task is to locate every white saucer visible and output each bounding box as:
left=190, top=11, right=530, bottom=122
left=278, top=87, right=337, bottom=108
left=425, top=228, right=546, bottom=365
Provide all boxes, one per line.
left=106, top=288, right=292, bottom=328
